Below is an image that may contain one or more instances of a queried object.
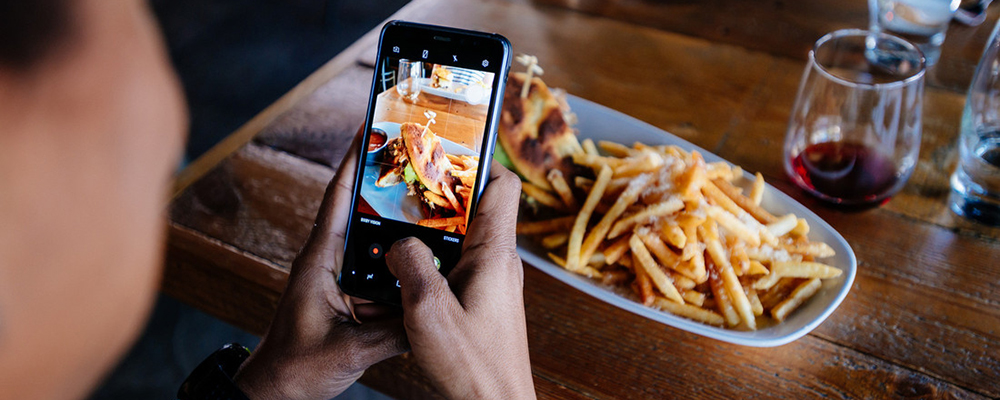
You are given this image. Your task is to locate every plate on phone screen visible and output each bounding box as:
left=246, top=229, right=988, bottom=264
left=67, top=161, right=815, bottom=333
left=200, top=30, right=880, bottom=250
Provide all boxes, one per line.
left=515, top=95, right=857, bottom=347
left=361, top=122, right=476, bottom=224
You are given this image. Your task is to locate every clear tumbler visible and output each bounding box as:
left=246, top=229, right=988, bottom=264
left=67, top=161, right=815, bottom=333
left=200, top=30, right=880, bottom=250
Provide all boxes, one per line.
left=949, top=22, right=1000, bottom=225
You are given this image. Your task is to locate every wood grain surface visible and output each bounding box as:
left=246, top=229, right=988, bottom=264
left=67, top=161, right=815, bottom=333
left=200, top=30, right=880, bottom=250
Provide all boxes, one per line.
left=166, top=0, right=1000, bottom=398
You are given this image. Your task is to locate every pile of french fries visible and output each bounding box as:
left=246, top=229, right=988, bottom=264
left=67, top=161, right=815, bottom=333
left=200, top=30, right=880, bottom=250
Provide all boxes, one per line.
left=517, top=140, right=842, bottom=330
left=415, top=153, right=479, bottom=234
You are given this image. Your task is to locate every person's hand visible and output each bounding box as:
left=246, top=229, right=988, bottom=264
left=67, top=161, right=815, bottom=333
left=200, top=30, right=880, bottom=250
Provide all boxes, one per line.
left=385, top=162, right=536, bottom=399
left=232, top=130, right=408, bottom=400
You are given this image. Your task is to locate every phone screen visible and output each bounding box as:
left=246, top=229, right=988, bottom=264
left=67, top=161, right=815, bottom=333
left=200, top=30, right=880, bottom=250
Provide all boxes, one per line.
left=340, top=22, right=511, bottom=304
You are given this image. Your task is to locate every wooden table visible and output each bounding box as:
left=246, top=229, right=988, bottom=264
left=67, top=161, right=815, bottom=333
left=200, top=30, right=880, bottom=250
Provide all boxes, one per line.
left=166, top=0, right=1000, bottom=398
left=373, top=84, right=488, bottom=152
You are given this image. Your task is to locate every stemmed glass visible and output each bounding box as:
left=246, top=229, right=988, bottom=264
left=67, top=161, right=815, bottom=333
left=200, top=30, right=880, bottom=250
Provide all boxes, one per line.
left=784, top=29, right=926, bottom=206
left=396, top=59, right=423, bottom=101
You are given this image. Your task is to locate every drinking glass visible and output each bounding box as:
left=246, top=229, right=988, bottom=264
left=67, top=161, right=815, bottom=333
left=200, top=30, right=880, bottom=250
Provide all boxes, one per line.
left=784, top=29, right=926, bottom=206
left=949, top=21, right=1000, bottom=225
left=869, top=0, right=960, bottom=66
left=395, top=59, right=422, bottom=100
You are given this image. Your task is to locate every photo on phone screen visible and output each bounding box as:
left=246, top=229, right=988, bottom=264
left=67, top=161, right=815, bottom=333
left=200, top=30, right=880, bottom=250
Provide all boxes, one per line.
left=339, top=21, right=511, bottom=305
left=358, top=60, right=497, bottom=235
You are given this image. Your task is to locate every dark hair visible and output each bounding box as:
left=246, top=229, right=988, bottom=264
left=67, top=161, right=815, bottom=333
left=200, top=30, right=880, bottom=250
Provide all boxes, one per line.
left=0, top=0, right=71, bottom=69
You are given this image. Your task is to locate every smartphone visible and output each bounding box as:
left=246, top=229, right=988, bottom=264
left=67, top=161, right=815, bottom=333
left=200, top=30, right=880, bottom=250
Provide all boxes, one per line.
left=338, top=21, right=512, bottom=305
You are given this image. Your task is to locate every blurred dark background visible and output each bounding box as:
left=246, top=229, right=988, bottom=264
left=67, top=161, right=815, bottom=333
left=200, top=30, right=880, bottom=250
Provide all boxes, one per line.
left=88, top=1, right=407, bottom=399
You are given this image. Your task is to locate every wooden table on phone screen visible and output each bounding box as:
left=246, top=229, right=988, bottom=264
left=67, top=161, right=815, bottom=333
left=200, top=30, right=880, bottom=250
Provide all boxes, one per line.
left=166, top=0, right=1000, bottom=398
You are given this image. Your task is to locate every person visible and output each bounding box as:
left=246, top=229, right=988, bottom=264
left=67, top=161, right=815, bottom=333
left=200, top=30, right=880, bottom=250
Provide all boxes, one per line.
left=0, top=1, right=535, bottom=399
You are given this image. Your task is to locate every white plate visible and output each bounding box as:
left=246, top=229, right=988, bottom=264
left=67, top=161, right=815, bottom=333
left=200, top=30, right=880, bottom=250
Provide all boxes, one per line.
left=417, top=78, right=487, bottom=105
left=516, top=95, right=858, bottom=347
left=361, top=122, right=477, bottom=223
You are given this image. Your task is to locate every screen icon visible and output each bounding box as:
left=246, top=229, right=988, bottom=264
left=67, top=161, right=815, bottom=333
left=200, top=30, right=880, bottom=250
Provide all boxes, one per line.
left=482, top=59, right=489, bottom=68
left=368, top=243, right=383, bottom=259
left=422, top=49, right=429, bottom=59
left=392, top=46, right=400, bottom=53
left=453, top=55, right=458, bottom=62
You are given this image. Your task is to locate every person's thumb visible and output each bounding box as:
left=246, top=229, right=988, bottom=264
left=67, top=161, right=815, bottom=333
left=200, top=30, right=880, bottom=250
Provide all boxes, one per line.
left=385, top=237, right=457, bottom=313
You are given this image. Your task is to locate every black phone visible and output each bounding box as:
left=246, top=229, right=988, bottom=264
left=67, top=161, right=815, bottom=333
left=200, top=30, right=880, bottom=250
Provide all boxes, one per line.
left=338, top=21, right=512, bottom=305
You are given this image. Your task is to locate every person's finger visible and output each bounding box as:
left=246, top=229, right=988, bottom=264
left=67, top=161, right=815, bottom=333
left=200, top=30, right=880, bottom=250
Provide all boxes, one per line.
left=385, top=237, right=458, bottom=314
left=450, top=162, right=522, bottom=290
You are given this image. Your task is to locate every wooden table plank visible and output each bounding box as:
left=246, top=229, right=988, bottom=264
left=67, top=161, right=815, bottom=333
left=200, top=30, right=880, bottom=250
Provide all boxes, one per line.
left=166, top=0, right=1000, bottom=397
left=512, top=0, right=1000, bottom=93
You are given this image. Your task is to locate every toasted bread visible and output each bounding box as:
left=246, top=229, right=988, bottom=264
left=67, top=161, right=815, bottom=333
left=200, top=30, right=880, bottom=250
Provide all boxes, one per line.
left=498, top=72, right=582, bottom=191
left=400, top=122, right=457, bottom=196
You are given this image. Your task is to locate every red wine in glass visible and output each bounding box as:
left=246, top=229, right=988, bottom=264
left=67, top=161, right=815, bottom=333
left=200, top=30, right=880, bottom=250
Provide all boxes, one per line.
left=790, top=141, right=901, bottom=204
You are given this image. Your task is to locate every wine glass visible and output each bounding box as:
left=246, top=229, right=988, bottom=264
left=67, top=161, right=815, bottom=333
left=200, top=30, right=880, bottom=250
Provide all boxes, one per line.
left=784, top=29, right=926, bottom=206
left=396, top=59, right=422, bottom=101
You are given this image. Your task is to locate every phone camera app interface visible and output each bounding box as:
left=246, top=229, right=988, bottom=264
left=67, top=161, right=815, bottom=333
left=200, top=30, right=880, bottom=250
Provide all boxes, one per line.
left=357, top=56, right=497, bottom=236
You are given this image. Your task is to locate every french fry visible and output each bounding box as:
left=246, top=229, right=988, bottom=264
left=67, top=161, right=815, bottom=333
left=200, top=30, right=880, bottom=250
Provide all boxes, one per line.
left=602, top=236, right=631, bottom=265
left=541, top=232, right=569, bottom=249
left=711, top=178, right=778, bottom=224
left=706, top=162, right=738, bottom=181
left=703, top=224, right=756, bottom=330
left=675, top=152, right=707, bottom=200
left=759, top=277, right=800, bottom=310
left=661, top=223, right=686, bottom=249
left=770, top=261, right=842, bottom=279
left=522, top=181, right=564, bottom=210
left=701, top=180, right=752, bottom=221
left=671, top=273, right=697, bottom=290
left=766, top=214, right=798, bottom=237
left=790, top=218, right=810, bottom=237
left=748, top=260, right=769, bottom=275
left=705, top=205, right=761, bottom=247
left=748, top=289, right=764, bottom=316
left=608, top=197, right=684, bottom=238
left=707, top=265, right=740, bottom=327
left=632, top=253, right=655, bottom=306
left=752, top=270, right=783, bottom=291
left=452, top=169, right=478, bottom=187
left=750, top=172, right=765, bottom=206
left=549, top=252, right=602, bottom=278
left=782, top=242, right=837, bottom=258
left=771, top=278, right=822, bottom=321
left=417, top=216, right=465, bottom=228
left=653, top=297, right=725, bottom=326
left=612, top=151, right=664, bottom=178
left=574, top=176, right=594, bottom=190
left=682, top=290, right=706, bottom=307
left=516, top=216, right=575, bottom=235
left=729, top=239, right=750, bottom=276
left=424, top=191, right=451, bottom=208
left=582, top=138, right=599, bottom=156
left=598, top=140, right=635, bottom=157
left=572, top=153, right=625, bottom=171
left=579, top=174, right=652, bottom=265
left=639, top=230, right=699, bottom=280
left=567, top=165, right=613, bottom=271
left=547, top=169, right=578, bottom=209
left=629, top=234, right=684, bottom=304
left=441, top=184, right=464, bottom=214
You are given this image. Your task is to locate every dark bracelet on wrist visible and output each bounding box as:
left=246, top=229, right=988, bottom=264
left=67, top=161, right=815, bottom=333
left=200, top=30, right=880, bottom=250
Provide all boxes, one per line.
left=177, top=343, right=252, bottom=400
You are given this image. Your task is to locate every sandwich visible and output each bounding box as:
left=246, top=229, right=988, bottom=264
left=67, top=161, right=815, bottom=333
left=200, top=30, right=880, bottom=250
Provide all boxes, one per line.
left=376, top=122, right=477, bottom=224
left=430, top=66, right=454, bottom=90
left=496, top=72, right=583, bottom=192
